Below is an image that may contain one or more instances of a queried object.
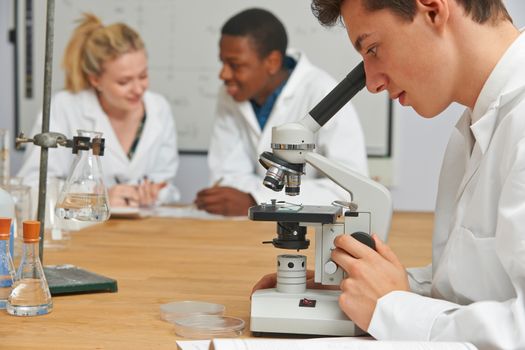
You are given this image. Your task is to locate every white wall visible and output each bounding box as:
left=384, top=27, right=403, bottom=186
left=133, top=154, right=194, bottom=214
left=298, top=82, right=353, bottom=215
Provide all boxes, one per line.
left=389, top=103, right=464, bottom=211
left=18, top=0, right=392, bottom=158
left=174, top=153, right=209, bottom=203
left=3, top=0, right=525, bottom=210
left=0, top=0, right=19, bottom=171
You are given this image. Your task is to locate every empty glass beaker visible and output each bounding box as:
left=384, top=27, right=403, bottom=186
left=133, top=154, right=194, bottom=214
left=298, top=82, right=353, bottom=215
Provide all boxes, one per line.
left=55, top=130, right=110, bottom=222
left=44, top=177, right=70, bottom=249
left=4, top=183, right=32, bottom=263
left=7, top=220, right=53, bottom=316
left=0, top=218, right=16, bottom=309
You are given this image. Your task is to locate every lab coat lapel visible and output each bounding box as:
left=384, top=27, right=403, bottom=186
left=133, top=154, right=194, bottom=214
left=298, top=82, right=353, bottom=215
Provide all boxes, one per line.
left=454, top=142, right=482, bottom=204
left=433, top=110, right=470, bottom=262
left=454, top=107, right=498, bottom=204
left=128, top=116, right=149, bottom=170
left=128, top=93, right=154, bottom=168
left=239, top=101, right=262, bottom=137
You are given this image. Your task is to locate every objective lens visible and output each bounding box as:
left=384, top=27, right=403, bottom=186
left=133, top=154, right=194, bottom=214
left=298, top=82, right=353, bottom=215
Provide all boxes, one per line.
left=285, top=174, right=301, bottom=196
left=263, top=166, right=285, bottom=191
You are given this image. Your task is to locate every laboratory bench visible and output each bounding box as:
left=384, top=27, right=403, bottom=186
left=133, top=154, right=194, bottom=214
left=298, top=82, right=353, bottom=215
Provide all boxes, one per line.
left=0, top=211, right=433, bottom=349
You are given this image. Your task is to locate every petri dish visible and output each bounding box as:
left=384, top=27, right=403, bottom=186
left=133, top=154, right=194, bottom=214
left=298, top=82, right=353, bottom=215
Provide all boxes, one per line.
left=173, top=314, right=245, bottom=339
left=160, top=301, right=225, bottom=323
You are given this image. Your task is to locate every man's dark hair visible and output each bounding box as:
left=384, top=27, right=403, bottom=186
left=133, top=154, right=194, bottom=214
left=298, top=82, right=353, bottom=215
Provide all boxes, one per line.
left=311, top=0, right=512, bottom=26
left=221, top=8, right=288, bottom=59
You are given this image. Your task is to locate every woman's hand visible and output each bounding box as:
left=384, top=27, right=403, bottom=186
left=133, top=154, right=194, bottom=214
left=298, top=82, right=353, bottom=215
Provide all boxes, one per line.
left=137, top=177, right=166, bottom=208
left=108, top=184, right=139, bottom=207
left=110, top=177, right=167, bottom=208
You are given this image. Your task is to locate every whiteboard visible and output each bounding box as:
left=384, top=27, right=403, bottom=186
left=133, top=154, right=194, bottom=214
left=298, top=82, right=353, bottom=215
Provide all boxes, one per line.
left=16, top=0, right=391, bottom=155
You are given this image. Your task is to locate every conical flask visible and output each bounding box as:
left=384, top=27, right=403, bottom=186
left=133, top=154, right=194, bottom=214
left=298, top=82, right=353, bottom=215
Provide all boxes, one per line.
left=55, top=130, right=110, bottom=222
left=7, top=220, right=52, bottom=316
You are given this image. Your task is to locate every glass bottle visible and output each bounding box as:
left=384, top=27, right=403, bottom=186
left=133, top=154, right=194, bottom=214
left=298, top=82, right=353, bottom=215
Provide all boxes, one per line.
left=55, top=130, right=110, bottom=222
left=0, top=128, right=9, bottom=187
left=0, top=217, right=15, bottom=309
left=0, top=187, right=15, bottom=263
left=6, top=220, right=53, bottom=316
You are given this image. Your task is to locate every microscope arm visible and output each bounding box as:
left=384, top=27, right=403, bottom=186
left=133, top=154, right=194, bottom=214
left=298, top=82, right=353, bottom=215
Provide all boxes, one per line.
left=305, top=152, right=392, bottom=241
left=271, top=62, right=366, bottom=165
left=263, top=60, right=392, bottom=238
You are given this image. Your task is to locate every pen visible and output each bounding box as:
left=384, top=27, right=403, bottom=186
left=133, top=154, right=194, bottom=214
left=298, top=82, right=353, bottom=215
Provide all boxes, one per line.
left=212, top=177, right=224, bottom=188
left=114, top=176, right=130, bottom=206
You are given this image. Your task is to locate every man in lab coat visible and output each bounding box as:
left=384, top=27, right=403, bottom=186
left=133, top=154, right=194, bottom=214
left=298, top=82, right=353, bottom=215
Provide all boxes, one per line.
left=194, top=8, right=368, bottom=216
left=257, top=0, right=525, bottom=348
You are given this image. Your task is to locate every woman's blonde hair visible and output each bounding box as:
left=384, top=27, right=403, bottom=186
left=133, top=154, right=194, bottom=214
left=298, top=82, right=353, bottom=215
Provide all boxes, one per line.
left=62, top=13, right=145, bottom=92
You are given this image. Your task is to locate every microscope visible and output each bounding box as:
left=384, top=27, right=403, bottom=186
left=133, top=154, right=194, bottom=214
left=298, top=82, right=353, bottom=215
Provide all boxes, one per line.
left=249, top=62, right=393, bottom=336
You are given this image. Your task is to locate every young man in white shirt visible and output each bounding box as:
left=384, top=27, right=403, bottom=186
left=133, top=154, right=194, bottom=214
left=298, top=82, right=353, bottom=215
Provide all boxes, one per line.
left=256, top=1, right=525, bottom=348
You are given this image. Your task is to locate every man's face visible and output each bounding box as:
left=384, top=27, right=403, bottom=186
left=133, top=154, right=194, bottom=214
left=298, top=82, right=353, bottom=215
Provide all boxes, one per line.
left=219, top=34, right=276, bottom=103
left=341, top=0, right=456, bottom=117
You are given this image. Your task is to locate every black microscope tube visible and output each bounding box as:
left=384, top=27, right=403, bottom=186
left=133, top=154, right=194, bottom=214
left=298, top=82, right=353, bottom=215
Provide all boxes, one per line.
left=308, top=61, right=366, bottom=127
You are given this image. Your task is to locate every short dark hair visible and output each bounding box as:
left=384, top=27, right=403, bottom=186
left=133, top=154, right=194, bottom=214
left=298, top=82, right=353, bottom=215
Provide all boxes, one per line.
left=221, top=8, right=288, bottom=59
left=311, top=0, right=512, bottom=26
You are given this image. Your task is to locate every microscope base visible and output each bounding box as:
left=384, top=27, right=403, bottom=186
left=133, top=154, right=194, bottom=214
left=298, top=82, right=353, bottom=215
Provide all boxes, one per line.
left=250, top=288, right=365, bottom=336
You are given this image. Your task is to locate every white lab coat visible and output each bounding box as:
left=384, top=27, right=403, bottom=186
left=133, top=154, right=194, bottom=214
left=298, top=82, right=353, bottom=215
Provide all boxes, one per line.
left=368, top=31, right=525, bottom=349
left=17, top=89, right=180, bottom=204
left=208, top=50, right=368, bottom=205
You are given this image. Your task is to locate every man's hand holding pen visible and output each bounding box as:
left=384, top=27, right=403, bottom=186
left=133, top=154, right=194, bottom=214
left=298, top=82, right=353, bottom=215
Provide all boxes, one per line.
left=194, top=177, right=256, bottom=216
left=111, top=176, right=167, bottom=208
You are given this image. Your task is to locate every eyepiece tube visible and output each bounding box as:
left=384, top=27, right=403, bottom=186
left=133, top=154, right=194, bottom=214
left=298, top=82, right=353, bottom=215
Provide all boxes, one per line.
left=308, top=61, right=365, bottom=127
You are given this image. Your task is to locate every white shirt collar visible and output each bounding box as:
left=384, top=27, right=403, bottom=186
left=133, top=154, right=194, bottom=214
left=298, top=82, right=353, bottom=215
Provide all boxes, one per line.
left=471, top=29, right=525, bottom=125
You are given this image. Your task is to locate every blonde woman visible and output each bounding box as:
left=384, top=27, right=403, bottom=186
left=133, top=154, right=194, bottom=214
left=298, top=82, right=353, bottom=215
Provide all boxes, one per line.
left=18, top=13, right=180, bottom=208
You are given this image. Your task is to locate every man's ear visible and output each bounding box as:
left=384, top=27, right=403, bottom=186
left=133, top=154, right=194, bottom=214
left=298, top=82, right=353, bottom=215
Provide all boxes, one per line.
left=417, top=0, right=449, bottom=31
left=264, top=50, right=284, bottom=75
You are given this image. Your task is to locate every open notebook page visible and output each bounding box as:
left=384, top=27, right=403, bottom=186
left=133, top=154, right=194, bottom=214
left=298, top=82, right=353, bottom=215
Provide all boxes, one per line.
left=176, top=337, right=477, bottom=350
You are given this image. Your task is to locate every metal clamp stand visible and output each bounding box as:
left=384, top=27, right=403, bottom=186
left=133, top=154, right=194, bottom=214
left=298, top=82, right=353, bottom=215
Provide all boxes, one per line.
left=15, top=0, right=117, bottom=295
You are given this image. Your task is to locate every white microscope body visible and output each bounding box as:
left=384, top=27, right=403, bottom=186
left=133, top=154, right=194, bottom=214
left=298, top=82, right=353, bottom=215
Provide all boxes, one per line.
left=249, top=62, right=393, bottom=336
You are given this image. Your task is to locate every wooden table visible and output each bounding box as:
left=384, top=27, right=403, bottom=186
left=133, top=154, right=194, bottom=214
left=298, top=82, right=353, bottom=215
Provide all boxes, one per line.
left=0, top=212, right=433, bottom=349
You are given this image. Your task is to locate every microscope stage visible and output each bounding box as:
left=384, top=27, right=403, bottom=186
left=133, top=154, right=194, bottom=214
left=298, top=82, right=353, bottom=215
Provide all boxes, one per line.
left=249, top=204, right=341, bottom=224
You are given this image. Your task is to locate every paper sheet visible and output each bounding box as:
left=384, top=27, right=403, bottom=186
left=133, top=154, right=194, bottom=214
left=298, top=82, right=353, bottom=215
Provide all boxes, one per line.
left=152, top=205, right=246, bottom=220
left=176, top=340, right=210, bottom=350
left=176, top=338, right=478, bottom=350
left=110, top=207, right=142, bottom=219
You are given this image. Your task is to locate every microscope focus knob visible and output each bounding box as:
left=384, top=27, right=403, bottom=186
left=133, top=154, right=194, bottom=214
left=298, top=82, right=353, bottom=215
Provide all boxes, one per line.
left=324, top=260, right=338, bottom=275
